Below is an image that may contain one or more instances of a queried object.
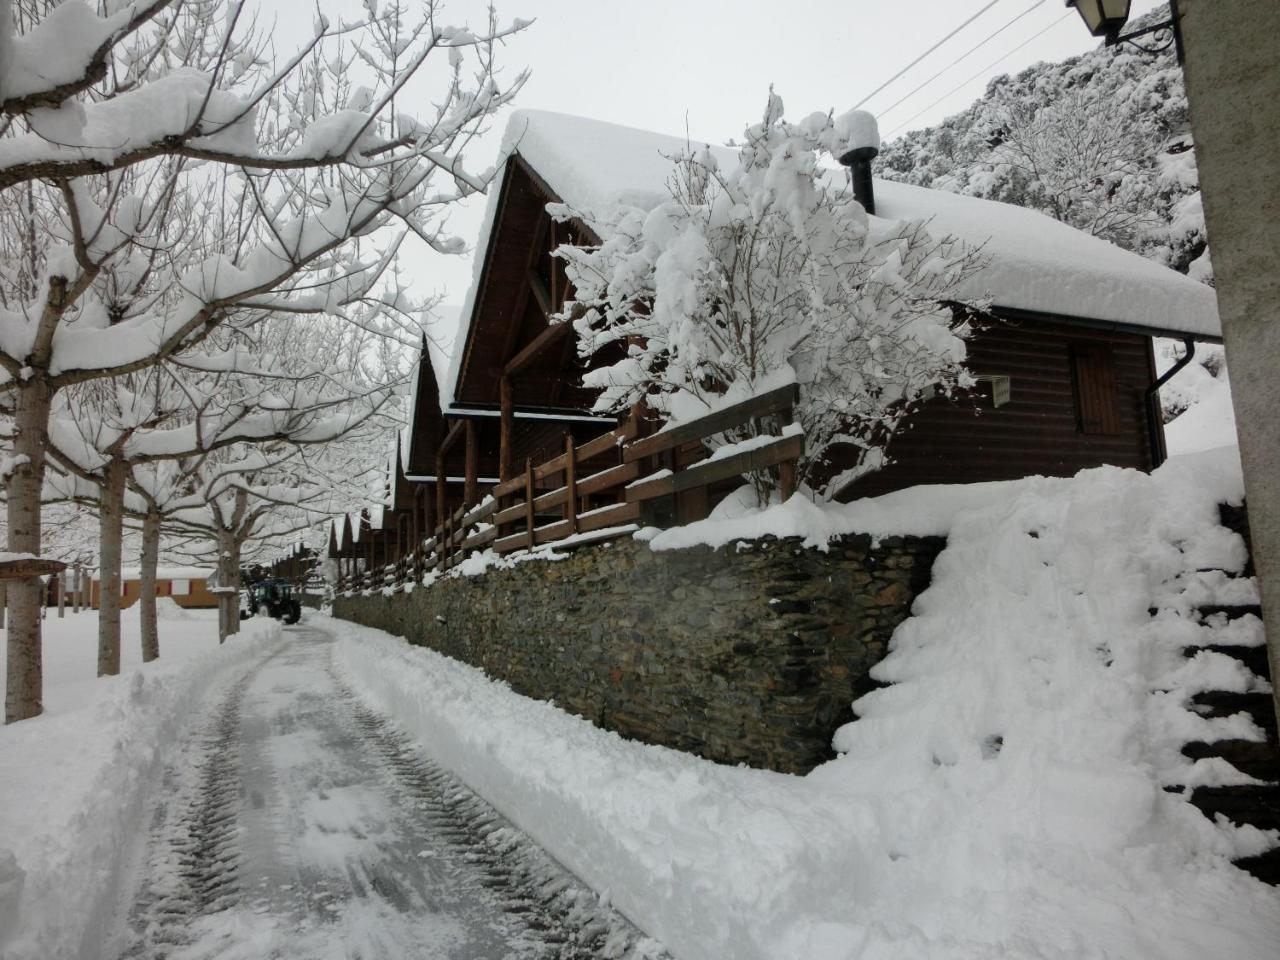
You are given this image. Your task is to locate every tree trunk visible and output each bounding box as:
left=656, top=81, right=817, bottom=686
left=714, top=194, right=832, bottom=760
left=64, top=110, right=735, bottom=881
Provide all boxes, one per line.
left=216, top=531, right=241, bottom=644
left=56, top=572, right=65, bottom=618
left=97, top=458, right=126, bottom=677
left=139, top=510, right=161, bottom=662
left=5, top=377, right=52, bottom=723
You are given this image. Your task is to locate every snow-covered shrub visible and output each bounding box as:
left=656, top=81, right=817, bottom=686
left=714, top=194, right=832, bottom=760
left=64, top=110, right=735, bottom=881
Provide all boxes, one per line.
left=553, top=93, right=986, bottom=501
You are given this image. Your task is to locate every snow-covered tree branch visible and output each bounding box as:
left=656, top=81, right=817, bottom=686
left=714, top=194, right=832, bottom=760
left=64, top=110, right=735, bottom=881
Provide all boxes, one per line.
left=1, top=0, right=527, bottom=722
left=553, top=93, right=986, bottom=502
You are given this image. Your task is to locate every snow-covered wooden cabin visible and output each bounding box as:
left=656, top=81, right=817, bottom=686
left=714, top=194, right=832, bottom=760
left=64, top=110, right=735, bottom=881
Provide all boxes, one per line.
left=397, top=109, right=1221, bottom=527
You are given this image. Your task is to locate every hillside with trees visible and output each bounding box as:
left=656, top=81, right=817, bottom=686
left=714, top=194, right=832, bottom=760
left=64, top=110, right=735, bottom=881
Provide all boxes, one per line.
left=877, top=6, right=1206, bottom=281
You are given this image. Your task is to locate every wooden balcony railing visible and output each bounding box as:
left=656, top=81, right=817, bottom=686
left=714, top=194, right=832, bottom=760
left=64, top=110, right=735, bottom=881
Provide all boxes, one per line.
left=336, top=383, right=802, bottom=595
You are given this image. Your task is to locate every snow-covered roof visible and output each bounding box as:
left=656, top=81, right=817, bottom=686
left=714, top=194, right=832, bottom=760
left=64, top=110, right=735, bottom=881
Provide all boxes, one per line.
left=872, top=179, right=1220, bottom=340
left=443, top=109, right=1219, bottom=397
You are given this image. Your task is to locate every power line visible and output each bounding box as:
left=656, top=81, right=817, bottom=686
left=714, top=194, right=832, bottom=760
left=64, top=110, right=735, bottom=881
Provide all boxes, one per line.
left=851, top=0, right=1004, bottom=110
left=884, top=10, right=1074, bottom=138
left=874, top=0, right=1049, bottom=120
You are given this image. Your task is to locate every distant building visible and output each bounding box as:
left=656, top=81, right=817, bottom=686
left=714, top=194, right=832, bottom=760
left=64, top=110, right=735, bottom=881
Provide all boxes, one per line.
left=89, top=567, right=217, bottom=610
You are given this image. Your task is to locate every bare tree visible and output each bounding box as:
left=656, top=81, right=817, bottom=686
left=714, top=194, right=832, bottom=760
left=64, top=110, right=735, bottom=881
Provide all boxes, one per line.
left=980, top=88, right=1166, bottom=250
left=1, top=0, right=526, bottom=720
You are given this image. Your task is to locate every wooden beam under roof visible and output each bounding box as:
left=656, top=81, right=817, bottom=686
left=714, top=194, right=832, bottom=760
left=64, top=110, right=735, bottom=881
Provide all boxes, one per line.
left=504, top=314, right=571, bottom=376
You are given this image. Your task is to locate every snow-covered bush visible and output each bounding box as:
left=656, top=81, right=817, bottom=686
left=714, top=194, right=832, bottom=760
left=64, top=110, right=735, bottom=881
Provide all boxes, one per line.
left=553, top=93, right=985, bottom=501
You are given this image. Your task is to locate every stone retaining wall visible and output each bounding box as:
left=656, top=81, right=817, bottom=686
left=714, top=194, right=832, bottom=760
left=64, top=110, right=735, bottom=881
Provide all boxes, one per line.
left=334, top=533, right=945, bottom=773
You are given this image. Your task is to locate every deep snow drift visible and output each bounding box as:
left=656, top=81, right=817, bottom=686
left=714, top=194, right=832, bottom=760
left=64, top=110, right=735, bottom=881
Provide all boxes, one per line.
left=331, top=446, right=1279, bottom=960
left=0, top=609, right=282, bottom=960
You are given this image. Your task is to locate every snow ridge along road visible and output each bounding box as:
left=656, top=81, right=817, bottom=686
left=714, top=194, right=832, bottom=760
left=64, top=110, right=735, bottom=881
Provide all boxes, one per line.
left=117, top=625, right=665, bottom=960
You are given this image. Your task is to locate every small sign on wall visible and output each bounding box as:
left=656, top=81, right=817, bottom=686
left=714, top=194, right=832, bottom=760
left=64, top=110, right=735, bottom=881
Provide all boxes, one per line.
left=977, top=374, right=1012, bottom=408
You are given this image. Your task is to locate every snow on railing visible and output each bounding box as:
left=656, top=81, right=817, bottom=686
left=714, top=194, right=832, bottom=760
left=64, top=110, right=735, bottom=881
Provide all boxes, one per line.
left=334, top=385, right=802, bottom=592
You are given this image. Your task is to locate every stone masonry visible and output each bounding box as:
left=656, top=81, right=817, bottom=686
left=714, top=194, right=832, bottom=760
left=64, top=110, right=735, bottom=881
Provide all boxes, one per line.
left=334, top=533, right=944, bottom=774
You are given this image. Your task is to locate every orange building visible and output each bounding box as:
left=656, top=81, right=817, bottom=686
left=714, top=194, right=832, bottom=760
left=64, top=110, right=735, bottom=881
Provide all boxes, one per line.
left=89, top=566, right=218, bottom=610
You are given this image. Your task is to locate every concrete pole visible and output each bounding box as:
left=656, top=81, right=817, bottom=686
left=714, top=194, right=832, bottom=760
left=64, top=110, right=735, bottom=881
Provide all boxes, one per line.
left=1179, top=0, right=1280, bottom=726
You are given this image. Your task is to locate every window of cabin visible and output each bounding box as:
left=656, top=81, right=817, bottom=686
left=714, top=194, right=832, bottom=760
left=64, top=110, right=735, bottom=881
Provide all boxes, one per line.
left=172, top=579, right=191, bottom=596
left=1070, top=344, right=1122, bottom=435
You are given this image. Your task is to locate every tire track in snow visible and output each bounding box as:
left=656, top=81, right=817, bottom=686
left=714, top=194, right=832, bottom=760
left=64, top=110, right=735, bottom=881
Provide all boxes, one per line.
left=339, top=682, right=668, bottom=959
left=119, top=643, right=284, bottom=957
left=117, top=628, right=666, bottom=959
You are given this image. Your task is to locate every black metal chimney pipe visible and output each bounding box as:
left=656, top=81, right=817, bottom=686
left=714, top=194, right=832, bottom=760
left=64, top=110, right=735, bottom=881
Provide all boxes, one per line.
left=839, top=145, right=879, bottom=216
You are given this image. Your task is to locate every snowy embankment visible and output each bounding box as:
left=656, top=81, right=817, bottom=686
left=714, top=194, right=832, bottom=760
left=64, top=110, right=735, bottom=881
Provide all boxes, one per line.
left=1157, top=339, right=1238, bottom=456
left=331, top=446, right=1280, bottom=960
left=0, top=604, right=281, bottom=960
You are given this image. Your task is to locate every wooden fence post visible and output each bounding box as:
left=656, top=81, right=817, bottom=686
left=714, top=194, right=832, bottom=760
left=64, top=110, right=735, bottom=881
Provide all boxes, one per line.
left=779, top=459, right=798, bottom=501
left=465, top=419, right=478, bottom=506
left=564, top=432, right=578, bottom=534
left=393, top=515, right=403, bottom=586
left=525, top=457, right=535, bottom=551
left=412, top=490, right=423, bottom=583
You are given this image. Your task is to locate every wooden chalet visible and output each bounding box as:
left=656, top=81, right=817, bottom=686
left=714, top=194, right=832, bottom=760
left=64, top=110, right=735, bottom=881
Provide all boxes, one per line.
left=329, top=109, right=1223, bottom=586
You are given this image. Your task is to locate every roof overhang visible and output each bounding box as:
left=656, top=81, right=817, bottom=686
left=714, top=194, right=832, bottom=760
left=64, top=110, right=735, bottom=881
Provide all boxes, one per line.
left=992, top=306, right=1223, bottom=345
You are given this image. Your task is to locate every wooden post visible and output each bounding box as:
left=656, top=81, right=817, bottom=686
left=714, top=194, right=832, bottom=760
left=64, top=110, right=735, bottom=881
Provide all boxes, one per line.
left=393, top=515, right=403, bottom=586
left=499, top=375, right=514, bottom=482
left=423, top=488, right=436, bottom=572
left=464, top=419, right=478, bottom=506
left=435, top=454, right=447, bottom=535
left=411, top=490, right=423, bottom=583
left=779, top=459, right=798, bottom=502
left=525, top=457, right=535, bottom=551
left=778, top=402, right=798, bottom=502
left=564, top=432, right=578, bottom=534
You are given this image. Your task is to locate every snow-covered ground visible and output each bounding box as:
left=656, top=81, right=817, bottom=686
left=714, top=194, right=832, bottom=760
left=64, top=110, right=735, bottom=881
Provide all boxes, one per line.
left=0, top=605, right=282, bottom=960
left=115, top=626, right=660, bottom=960
left=4, top=448, right=1276, bottom=960
left=1158, top=339, right=1238, bottom=455
left=331, top=446, right=1280, bottom=960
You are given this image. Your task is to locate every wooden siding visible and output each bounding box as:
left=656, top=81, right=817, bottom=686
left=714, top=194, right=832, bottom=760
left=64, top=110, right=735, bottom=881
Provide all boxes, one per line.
left=842, top=316, right=1160, bottom=500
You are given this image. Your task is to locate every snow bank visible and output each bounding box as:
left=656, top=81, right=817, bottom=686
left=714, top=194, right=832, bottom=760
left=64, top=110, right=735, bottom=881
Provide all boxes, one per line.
left=0, top=611, right=282, bottom=960
left=329, top=447, right=1279, bottom=960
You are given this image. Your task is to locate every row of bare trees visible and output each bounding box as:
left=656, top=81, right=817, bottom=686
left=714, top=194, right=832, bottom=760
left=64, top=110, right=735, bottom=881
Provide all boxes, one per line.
left=1, top=0, right=528, bottom=722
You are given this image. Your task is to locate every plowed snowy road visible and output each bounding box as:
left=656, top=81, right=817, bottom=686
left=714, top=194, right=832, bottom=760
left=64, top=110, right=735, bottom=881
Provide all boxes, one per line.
left=117, top=625, right=661, bottom=960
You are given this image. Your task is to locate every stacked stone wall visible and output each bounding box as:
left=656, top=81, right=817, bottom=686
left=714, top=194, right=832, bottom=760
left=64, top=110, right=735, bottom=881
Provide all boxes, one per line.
left=334, top=533, right=944, bottom=773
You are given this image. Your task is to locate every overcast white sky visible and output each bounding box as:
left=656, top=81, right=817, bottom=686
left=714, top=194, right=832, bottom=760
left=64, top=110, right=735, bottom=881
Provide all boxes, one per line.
left=257, top=0, right=1169, bottom=320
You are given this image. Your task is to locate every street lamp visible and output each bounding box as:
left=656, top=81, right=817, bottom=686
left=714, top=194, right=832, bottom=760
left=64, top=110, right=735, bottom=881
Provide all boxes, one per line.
left=1064, top=0, right=1184, bottom=61
left=1067, top=0, right=1132, bottom=39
